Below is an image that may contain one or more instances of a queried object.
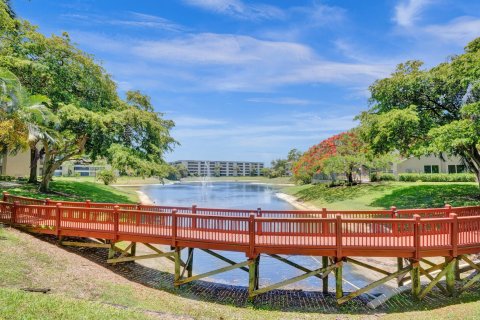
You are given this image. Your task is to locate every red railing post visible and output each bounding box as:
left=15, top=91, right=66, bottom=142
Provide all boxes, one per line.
left=12, top=201, right=19, bottom=225
left=2, top=191, right=8, bottom=202
left=257, top=207, right=262, bottom=234
left=56, top=203, right=62, bottom=237
left=322, top=208, right=328, bottom=235
left=336, top=214, right=342, bottom=259
left=413, top=214, right=421, bottom=260
left=450, top=213, right=458, bottom=257
left=391, top=206, right=398, bottom=237
left=192, top=205, right=197, bottom=229
left=171, top=209, right=178, bottom=247
left=113, top=205, right=120, bottom=241
left=45, top=198, right=51, bottom=206
left=445, top=204, right=452, bottom=217
left=249, top=212, right=255, bottom=258
left=86, top=200, right=91, bottom=208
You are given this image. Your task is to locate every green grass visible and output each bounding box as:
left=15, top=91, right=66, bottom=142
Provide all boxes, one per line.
left=1, top=180, right=138, bottom=203
left=0, top=288, right=155, bottom=320
left=283, top=182, right=480, bottom=209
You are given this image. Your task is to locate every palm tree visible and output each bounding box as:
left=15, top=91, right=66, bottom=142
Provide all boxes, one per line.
left=0, top=68, right=56, bottom=183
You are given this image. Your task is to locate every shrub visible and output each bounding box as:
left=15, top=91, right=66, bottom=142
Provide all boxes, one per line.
left=398, top=173, right=476, bottom=182
left=370, top=173, right=396, bottom=182
left=96, top=169, right=117, bottom=185
left=0, top=175, right=15, bottom=181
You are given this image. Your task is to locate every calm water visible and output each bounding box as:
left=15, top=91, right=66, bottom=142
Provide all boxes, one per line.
left=141, top=182, right=396, bottom=294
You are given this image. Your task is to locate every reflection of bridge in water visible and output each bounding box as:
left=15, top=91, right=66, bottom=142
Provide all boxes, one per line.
left=2, top=191, right=480, bottom=305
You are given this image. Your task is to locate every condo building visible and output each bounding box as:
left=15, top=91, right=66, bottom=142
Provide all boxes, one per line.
left=170, top=160, right=264, bottom=177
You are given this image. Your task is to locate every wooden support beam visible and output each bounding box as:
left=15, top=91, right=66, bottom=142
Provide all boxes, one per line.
left=174, top=247, right=181, bottom=287
left=445, top=257, right=456, bottom=296
left=420, top=258, right=436, bottom=268
left=202, top=249, right=248, bottom=272
left=335, top=260, right=343, bottom=300
left=338, top=264, right=412, bottom=304
left=403, top=261, right=446, bottom=283
left=107, top=252, right=174, bottom=264
left=461, top=255, right=480, bottom=272
left=248, top=255, right=260, bottom=299
left=397, top=258, right=405, bottom=287
left=267, top=254, right=323, bottom=279
left=418, top=258, right=456, bottom=300
left=322, top=256, right=329, bottom=294
left=462, top=271, right=480, bottom=291
left=131, top=242, right=137, bottom=257
left=176, top=259, right=251, bottom=286
left=346, top=258, right=391, bottom=276
left=251, top=262, right=338, bottom=298
left=108, top=242, right=115, bottom=259
left=419, top=266, right=448, bottom=295
left=143, top=243, right=181, bottom=265
left=187, top=248, right=194, bottom=278
left=61, top=241, right=110, bottom=249
left=410, top=260, right=421, bottom=299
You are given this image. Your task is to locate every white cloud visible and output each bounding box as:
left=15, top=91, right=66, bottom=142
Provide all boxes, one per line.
left=183, top=0, right=285, bottom=20
left=424, top=16, right=480, bottom=44
left=393, top=0, right=433, bottom=27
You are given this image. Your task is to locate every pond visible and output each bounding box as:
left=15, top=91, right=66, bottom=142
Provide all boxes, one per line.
left=140, top=182, right=396, bottom=295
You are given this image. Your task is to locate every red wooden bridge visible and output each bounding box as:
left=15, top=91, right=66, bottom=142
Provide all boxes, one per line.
left=2, top=191, right=480, bottom=304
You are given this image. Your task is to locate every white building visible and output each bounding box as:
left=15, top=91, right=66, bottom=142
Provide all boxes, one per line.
left=393, top=154, right=466, bottom=174
left=171, top=160, right=264, bottom=177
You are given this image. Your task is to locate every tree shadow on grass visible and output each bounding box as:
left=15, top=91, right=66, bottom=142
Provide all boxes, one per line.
left=295, top=183, right=394, bottom=204
left=371, top=184, right=480, bottom=209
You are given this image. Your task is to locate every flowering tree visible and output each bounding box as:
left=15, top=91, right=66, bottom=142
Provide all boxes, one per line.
left=292, top=132, right=349, bottom=184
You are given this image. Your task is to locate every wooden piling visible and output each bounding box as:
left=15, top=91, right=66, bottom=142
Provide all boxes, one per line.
left=187, top=248, right=194, bottom=278
left=335, top=259, right=343, bottom=300
left=445, top=257, right=456, bottom=296
left=322, top=256, right=329, bottom=293
left=131, top=242, right=137, bottom=257
left=410, top=259, right=421, bottom=299
left=248, top=256, right=259, bottom=301
left=397, top=257, right=404, bottom=286
left=174, top=247, right=181, bottom=287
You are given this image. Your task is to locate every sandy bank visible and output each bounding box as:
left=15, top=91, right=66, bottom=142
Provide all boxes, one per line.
left=136, top=190, right=155, bottom=205
left=275, top=192, right=320, bottom=210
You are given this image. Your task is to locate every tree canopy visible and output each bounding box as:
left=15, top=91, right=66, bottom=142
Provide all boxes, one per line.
left=359, top=37, right=480, bottom=183
left=0, top=2, right=177, bottom=191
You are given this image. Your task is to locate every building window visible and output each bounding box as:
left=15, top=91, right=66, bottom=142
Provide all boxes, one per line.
left=448, top=165, right=466, bottom=174
left=424, top=165, right=439, bottom=174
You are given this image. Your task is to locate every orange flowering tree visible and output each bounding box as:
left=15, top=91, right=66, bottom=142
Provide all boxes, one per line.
left=292, top=132, right=352, bottom=184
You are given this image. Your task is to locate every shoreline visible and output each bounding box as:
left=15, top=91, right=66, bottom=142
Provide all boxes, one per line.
left=274, top=192, right=320, bottom=210
left=136, top=190, right=155, bottom=205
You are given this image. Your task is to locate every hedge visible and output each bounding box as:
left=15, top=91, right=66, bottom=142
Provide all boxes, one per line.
left=370, top=173, right=396, bottom=182
left=398, top=173, right=476, bottom=182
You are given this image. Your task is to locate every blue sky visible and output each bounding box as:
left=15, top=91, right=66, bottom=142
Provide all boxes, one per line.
left=12, top=0, right=480, bottom=164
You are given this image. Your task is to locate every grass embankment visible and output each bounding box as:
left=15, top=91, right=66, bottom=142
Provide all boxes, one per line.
left=2, top=227, right=480, bottom=319
left=0, top=180, right=138, bottom=203
left=283, top=182, right=480, bottom=210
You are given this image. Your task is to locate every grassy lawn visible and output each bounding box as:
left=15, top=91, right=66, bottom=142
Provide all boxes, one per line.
left=1, top=180, right=138, bottom=203
left=283, top=182, right=480, bottom=210
left=2, top=227, right=480, bottom=319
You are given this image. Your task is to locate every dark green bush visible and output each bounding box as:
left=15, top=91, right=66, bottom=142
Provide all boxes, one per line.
left=96, top=169, right=117, bottom=185
left=0, top=175, right=15, bottom=181
left=370, top=173, right=396, bottom=182
left=398, top=173, right=476, bottom=182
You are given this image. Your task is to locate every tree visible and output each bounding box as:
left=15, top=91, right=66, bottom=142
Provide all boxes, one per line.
left=175, top=163, right=189, bottom=178
left=213, top=163, right=221, bottom=177
left=260, top=167, right=272, bottom=177
left=232, top=164, right=240, bottom=176
left=0, top=67, right=54, bottom=183
left=359, top=37, right=480, bottom=185
left=287, top=148, right=302, bottom=162
left=292, top=132, right=345, bottom=184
